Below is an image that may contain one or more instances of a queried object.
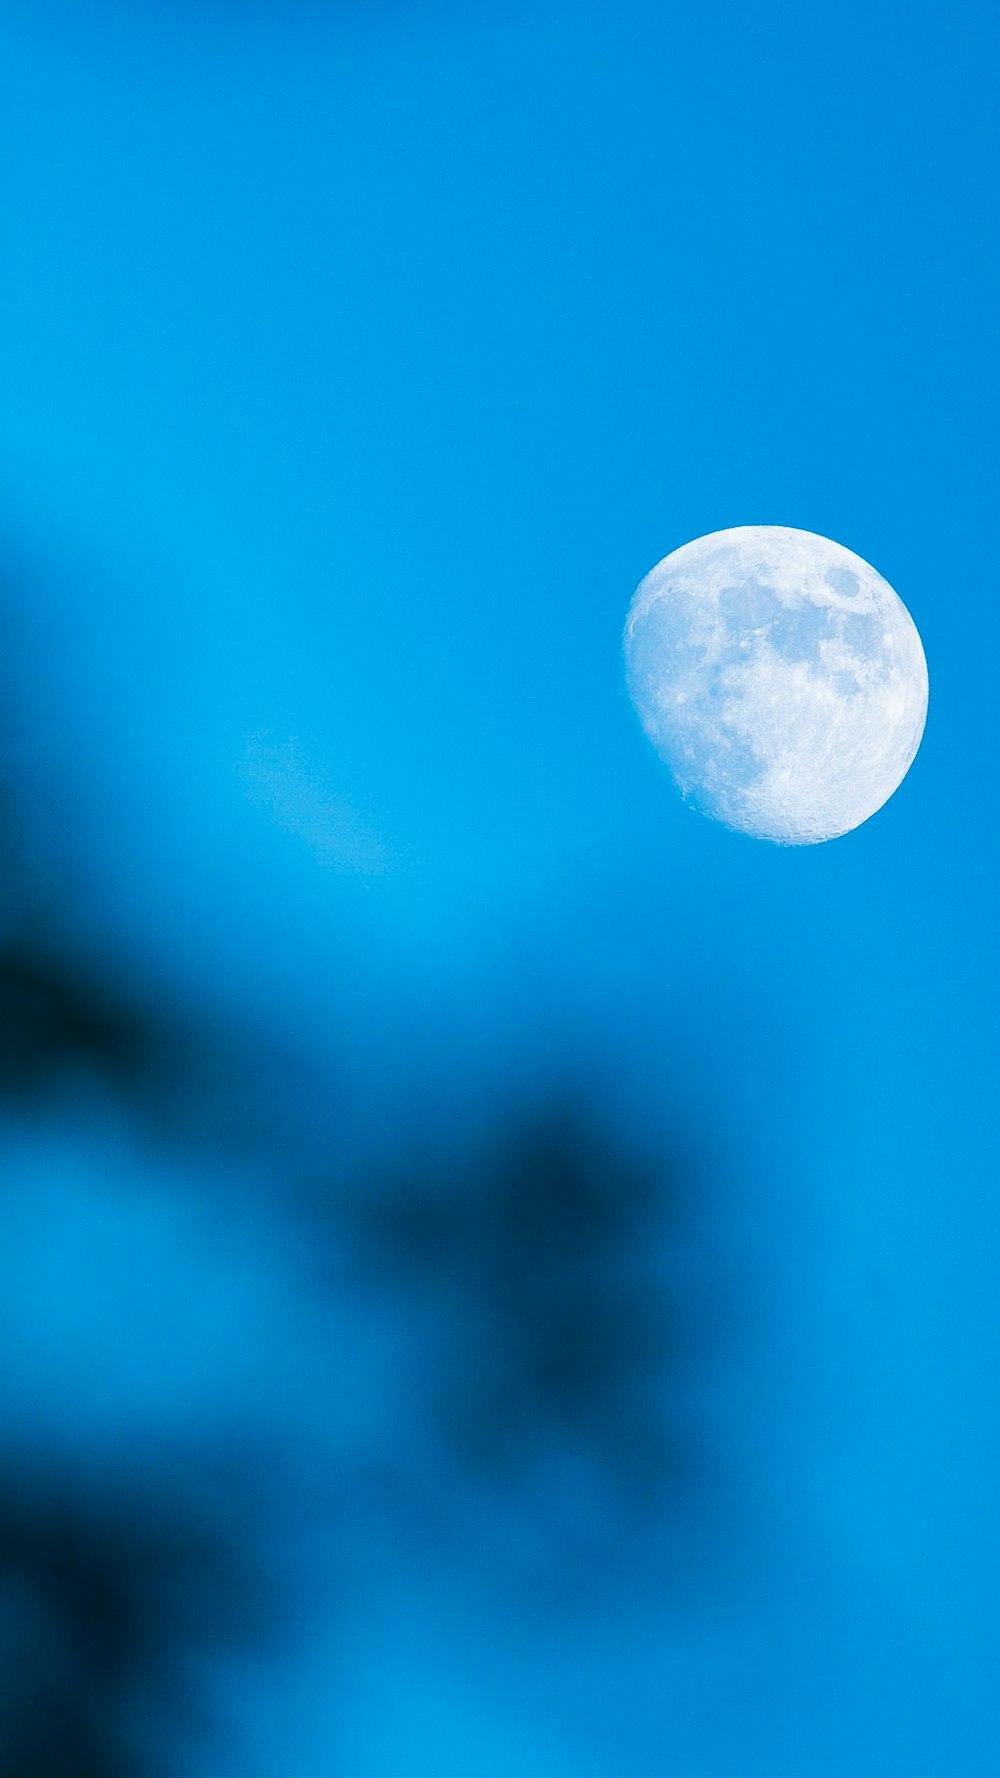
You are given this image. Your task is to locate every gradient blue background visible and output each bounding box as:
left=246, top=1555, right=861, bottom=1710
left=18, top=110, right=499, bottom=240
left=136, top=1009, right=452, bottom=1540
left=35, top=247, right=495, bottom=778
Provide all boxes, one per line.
left=0, top=1, right=997, bottom=1773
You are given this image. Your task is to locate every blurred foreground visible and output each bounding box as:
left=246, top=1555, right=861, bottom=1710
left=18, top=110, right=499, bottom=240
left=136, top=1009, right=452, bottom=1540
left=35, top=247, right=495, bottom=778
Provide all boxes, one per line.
left=0, top=610, right=727, bottom=1776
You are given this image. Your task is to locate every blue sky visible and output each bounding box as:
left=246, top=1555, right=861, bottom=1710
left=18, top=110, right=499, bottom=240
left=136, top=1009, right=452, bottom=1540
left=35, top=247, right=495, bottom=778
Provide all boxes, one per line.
left=0, top=1, right=998, bottom=1772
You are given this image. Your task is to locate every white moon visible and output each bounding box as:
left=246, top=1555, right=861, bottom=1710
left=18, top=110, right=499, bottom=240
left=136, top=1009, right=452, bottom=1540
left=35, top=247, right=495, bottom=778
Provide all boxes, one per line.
left=623, top=526, right=928, bottom=845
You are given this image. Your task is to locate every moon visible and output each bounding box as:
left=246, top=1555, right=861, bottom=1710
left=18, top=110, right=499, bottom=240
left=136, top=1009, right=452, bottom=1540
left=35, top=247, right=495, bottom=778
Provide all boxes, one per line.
left=623, top=526, right=928, bottom=845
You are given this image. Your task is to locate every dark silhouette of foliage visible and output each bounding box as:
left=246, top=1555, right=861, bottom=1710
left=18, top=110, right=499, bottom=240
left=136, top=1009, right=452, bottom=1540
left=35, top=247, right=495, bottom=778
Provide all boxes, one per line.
left=0, top=1474, right=267, bottom=1778
left=0, top=939, right=162, bottom=1100
left=354, top=1105, right=700, bottom=1508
